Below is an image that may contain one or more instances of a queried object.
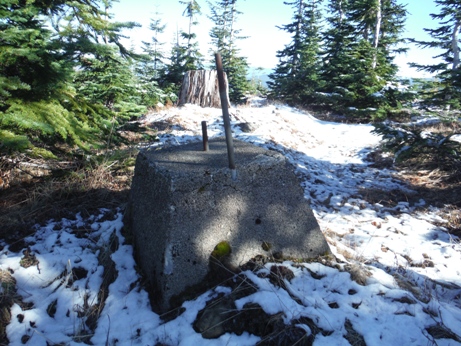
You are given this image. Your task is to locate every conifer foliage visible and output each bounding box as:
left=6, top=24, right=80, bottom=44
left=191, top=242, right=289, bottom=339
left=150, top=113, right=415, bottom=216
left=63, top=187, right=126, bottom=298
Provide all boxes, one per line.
left=135, top=13, right=171, bottom=108
left=409, top=0, right=461, bottom=109
left=0, top=0, right=143, bottom=153
left=268, top=0, right=323, bottom=104
left=2, top=0, right=458, bottom=156
left=208, top=0, right=250, bottom=103
left=160, top=0, right=203, bottom=93
left=270, top=0, right=408, bottom=118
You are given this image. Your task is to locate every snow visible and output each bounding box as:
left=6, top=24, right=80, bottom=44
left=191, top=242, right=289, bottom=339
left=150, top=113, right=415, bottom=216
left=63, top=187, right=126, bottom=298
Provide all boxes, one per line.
left=1, top=101, right=461, bottom=345
left=451, top=134, right=461, bottom=143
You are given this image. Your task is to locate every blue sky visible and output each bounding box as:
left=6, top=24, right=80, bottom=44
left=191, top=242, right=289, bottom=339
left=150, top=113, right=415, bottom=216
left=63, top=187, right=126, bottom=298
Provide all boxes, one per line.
left=111, top=0, right=442, bottom=78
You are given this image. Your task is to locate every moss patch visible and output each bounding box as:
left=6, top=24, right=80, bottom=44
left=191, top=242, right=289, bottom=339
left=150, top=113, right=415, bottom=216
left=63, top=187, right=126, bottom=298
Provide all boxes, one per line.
left=210, top=241, right=231, bottom=260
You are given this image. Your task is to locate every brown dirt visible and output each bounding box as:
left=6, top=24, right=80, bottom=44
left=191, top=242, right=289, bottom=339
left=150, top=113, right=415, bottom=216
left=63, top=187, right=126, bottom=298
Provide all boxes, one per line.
left=362, top=149, right=461, bottom=238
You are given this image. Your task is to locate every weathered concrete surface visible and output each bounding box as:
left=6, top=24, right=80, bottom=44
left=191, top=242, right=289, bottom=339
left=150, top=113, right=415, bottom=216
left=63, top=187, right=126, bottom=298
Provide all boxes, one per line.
left=129, top=138, right=330, bottom=312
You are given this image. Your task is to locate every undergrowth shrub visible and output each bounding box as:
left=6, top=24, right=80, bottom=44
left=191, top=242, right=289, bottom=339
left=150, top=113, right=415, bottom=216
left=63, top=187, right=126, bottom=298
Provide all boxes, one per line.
left=373, top=122, right=461, bottom=179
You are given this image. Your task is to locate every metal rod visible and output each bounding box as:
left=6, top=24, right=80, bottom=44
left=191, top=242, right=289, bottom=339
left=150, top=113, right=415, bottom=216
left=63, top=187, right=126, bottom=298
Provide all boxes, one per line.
left=214, top=53, right=236, bottom=179
left=201, top=121, right=209, bottom=151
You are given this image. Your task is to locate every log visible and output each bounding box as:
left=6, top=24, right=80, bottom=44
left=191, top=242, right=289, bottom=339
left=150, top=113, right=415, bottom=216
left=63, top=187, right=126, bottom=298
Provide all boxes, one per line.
left=178, top=70, right=230, bottom=108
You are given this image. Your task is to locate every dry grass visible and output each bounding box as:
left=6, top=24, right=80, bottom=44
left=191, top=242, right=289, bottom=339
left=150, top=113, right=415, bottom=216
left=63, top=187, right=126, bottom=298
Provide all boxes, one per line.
left=357, top=187, right=415, bottom=208
left=365, top=135, right=461, bottom=210
left=431, top=206, right=461, bottom=239
left=0, top=222, right=121, bottom=345
left=71, top=232, right=119, bottom=343
left=0, top=167, right=110, bottom=343
left=423, top=119, right=461, bottom=136
left=344, top=319, right=367, bottom=346
left=396, top=119, right=461, bottom=183
left=395, top=169, right=461, bottom=207
left=0, top=127, right=142, bottom=343
left=0, top=270, right=21, bottom=345
left=0, top=149, right=137, bottom=248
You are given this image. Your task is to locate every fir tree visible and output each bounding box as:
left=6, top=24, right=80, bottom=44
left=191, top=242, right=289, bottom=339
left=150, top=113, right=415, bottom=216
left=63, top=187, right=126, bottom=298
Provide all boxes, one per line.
left=143, top=13, right=167, bottom=79
left=320, top=0, right=357, bottom=102
left=0, top=0, right=140, bottom=152
left=268, top=0, right=323, bottom=104
left=180, top=0, right=204, bottom=69
left=160, top=30, right=190, bottom=94
left=348, top=0, right=406, bottom=77
left=0, top=0, right=71, bottom=102
left=74, top=46, right=146, bottom=119
left=160, top=1, right=203, bottom=95
left=208, top=0, right=250, bottom=103
left=136, top=12, right=169, bottom=106
left=409, top=0, right=461, bottom=109
left=319, top=0, right=407, bottom=116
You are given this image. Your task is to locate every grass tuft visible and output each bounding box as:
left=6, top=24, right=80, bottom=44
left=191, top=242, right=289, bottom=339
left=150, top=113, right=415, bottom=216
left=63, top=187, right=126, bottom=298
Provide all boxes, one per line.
left=0, top=270, right=19, bottom=345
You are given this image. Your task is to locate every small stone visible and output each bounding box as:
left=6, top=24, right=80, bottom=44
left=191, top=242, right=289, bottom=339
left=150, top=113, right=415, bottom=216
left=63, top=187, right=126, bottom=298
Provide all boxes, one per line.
left=237, top=122, right=256, bottom=133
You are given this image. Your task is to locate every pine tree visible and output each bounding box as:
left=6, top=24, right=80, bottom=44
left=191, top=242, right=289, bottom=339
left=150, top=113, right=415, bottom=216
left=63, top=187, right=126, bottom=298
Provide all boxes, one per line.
left=409, top=0, right=461, bottom=109
left=208, top=0, right=250, bottom=103
left=268, top=0, right=323, bottom=104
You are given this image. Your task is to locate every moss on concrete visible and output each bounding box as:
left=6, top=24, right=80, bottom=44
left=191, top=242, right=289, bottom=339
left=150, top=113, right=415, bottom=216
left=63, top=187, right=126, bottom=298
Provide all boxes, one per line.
left=211, top=241, right=232, bottom=260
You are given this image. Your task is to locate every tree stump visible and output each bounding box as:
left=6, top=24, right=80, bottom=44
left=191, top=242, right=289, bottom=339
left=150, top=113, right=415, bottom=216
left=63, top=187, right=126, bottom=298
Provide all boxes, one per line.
left=178, top=70, right=229, bottom=108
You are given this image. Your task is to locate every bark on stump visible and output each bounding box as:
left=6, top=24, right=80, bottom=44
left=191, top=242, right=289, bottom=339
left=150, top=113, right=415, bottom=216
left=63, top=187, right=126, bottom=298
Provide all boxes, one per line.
left=178, top=70, right=229, bottom=108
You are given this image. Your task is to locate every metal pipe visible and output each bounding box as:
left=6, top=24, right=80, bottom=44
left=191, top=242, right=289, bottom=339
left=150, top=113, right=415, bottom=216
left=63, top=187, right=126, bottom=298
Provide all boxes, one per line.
left=214, top=53, right=237, bottom=180
left=201, top=121, right=209, bottom=151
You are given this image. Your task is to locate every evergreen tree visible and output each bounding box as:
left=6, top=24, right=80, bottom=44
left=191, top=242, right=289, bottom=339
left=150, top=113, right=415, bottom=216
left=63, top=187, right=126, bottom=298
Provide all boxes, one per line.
left=268, top=0, right=323, bottom=104
left=140, top=12, right=167, bottom=80
left=208, top=0, right=250, bottom=103
left=319, top=0, right=407, bottom=116
left=160, top=30, right=190, bottom=94
left=409, top=0, right=461, bottom=109
left=135, top=12, right=170, bottom=107
left=0, top=0, right=71, bottom=102
left=0, top=0, right=140, bottom=152
left=180, top=0, right=204, bottom=69
left=74, top=46, right=146, bottom=119
left=160, top=1, right=203, bottom=95
left=319, top=0, right=357, bottom=104
left=0, top=0, right=88, bottom=151
left=349, top=0, right=406, bottom=77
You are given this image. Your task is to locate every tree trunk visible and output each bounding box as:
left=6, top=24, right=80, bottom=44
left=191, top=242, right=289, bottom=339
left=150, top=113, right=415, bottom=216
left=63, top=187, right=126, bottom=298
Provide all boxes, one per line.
left=372, top=0, right=382, bottom=69
left=179, top=70, right=229, bottom=108
left=452, top=19, right=460, bottom=70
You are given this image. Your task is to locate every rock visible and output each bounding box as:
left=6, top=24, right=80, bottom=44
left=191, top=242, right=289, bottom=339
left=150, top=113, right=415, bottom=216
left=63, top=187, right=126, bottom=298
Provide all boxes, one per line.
left=237, top=122, right=257, bottom=133
left=192, top=275, right=327, bottom=344
left=194, top=295, right=236, bottom=339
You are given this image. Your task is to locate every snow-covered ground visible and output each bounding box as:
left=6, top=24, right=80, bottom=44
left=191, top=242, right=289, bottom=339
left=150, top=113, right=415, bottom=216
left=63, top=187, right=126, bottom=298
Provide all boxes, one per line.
left=1, top=101, right=460, bottom=345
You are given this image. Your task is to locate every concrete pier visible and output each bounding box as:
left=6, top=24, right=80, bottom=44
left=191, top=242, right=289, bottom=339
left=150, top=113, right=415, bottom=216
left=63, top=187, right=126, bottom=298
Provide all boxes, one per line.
left=128, top=138, right=330, bottom=312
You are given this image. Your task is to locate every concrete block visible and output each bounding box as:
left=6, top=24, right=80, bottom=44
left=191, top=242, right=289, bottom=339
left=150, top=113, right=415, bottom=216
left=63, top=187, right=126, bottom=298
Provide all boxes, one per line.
left=129, top=138, right=330, bottom=312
